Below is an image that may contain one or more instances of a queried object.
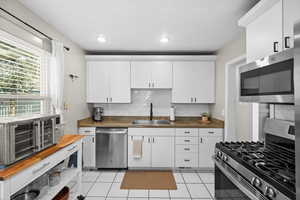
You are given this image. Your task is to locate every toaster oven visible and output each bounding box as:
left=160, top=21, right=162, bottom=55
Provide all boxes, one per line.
left=0, top=114, right=62, bottom=166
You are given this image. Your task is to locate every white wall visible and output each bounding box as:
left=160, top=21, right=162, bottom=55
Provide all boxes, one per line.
left=94, top=90, right=210, bottom=117
left=212, top=30, right=253, bottom=140
left=0, top=0, right=89, bottom=133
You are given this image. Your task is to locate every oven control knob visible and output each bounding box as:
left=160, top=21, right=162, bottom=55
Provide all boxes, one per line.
left=264, top=186, right=276, bottom=198
left=217, top=151, right=223, bottom=158
left=223, top=155, right=228, bottom=161
left=254, top=178, right=262, bottom=187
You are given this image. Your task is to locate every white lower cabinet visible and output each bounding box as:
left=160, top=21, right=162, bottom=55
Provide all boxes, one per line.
left=151, top=137, right=174, bottom=167
left=199, top=136, right=222, bottom=168
left=128, top=128, right=175, bottom=168
left=79, top=127, right=96, bottom=168
left=82, top=136, right=96, bottom=168
left=128, top=136, right=152, bottom=167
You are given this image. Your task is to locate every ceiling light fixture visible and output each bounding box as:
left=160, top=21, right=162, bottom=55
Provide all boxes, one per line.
left=160, top=36, right=169, bottom=43
left=97, top=35, right=106, bottom=43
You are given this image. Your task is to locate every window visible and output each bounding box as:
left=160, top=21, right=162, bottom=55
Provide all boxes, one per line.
left=0, top=30, right=49, bottom=117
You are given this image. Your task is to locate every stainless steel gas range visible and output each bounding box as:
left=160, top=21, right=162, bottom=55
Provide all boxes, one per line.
left=214, top=118, right=295, bottom=200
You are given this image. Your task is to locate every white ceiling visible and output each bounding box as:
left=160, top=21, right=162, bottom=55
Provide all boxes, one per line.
left=19, top=0, right=258, bottom=52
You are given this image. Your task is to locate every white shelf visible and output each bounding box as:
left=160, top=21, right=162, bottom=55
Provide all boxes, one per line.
left=38, top=168, right=80, bottom=200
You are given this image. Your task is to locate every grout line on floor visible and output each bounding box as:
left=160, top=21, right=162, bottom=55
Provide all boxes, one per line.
left=196, top=173, right=214, bottom=200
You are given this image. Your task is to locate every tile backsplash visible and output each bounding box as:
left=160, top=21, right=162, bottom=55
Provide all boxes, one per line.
left=94, top=90, right=210, bottom=116
left=274, top=104, right=294, bottom=121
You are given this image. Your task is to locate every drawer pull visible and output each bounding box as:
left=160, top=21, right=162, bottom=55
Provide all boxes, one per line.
left=67, top=146, right=77, bottom=152
left=184, top=131, right=190, bottom=134
left=184, top=148, right=190, bottom=151
left=84, top=130, right=91, bottom=133
left=208, top=131, right=214, bottom=134
left=184, top=140, right=190, bottom=142
left=184, top=159, right=190, bottom=162
left=32, top=162, right=50, bottom=174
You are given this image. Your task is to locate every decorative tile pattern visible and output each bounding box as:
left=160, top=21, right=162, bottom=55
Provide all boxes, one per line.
left=80, top=170, right=214, bottom=200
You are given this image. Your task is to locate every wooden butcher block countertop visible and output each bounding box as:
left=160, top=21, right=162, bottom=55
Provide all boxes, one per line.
left=78, top=116, right=224, bottom=128
left=0, top=134, right=84, bottom=180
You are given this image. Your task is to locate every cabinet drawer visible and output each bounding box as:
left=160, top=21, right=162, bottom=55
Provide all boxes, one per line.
left=176, top=153, right=198, bottom=168
left=9, top=150, right=63, bottom=195
left=79, top=127, right=96, bottom=135
left=176, top=145, right=198, bottom=153
left=64, top=141, right=80, bottom=158
left=175, top=128, right=198, bottom=137
left=198, top=128, right=223, bottom=136
left=176, top=137, right=198, bottom=145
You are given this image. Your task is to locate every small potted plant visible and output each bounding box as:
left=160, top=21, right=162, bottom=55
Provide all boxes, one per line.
left=201, top=112, right=210, bottom=122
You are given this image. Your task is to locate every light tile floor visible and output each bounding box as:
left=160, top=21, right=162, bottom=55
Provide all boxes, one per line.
left=80, top=170, right=215, bottom=200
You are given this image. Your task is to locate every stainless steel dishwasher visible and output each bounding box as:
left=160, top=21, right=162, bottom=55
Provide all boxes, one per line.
left=96, top=128, right=128, bottom=168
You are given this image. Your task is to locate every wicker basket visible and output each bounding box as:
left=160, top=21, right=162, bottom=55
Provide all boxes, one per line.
left=53, top=187, right=70, bottom=200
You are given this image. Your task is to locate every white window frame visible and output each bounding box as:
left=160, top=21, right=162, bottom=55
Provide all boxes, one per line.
left=0, top=29, right=50, bottom=114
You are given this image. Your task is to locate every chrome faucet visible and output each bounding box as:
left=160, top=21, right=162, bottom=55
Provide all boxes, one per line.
left=150, top=103, right=153, bottom=120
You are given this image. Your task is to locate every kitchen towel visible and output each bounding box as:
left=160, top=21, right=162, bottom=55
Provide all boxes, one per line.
left=132, top=137, right=143, bottom=159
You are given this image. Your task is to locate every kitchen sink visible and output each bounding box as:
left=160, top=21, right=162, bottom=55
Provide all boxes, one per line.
left=132, top=120, right=170, bottom=125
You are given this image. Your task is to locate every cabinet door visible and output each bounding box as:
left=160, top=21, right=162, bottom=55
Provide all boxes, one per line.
left=194, top=61, right=215, bottom=103
left=82, top=135, right=96, bottom=168
left=109, top=62, right=131, bottom=103
left=86, top=62, right=110, bottom=103
left=172, top=62, right=197, bottom=103
left=131, top=61, right=152, bottom=88
left=172, top=61, right=215, bottom=103
left=151, top=137, right=174, bottom=167
left=246, top=1, right=283, bottom=62
left=283, top=0, right=300, bottom=49
left=128, top=136, right=151, bottom=167
left=151, top=62, right=172, bottom=88
left=199, top=136, right=222, bottom=168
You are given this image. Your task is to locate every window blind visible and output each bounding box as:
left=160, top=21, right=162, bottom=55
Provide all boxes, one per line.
left=0, top=39, right=41, bottom=95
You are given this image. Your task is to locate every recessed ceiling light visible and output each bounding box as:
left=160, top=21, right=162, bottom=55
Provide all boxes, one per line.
left=160, top=36, right=169, bottom=43
left=97, top=35, right=106, bottom=43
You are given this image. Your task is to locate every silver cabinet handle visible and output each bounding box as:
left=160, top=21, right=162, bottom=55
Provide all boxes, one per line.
left=208, top=131, right=214, bottom=134
left=184, top=148, right=190, bottom=151
left=194, top=98, right=197, bottom=102
left=84, top=130, right=91, bottom=133
left=106, top=97, right=109, bottom=102
left=149, top=82, right=151, bottom=88
left=148, top=137, right=150, bottom=143
left=184, top=140, right=190, bottom=142
left=32, top=162, right=50, bottom=174
left=184, top=159, right=190, bottom=162
left=200, top=138, right=203, bottom=143
left=152, top=82, right=154, bottom=88
left=152, top=137, right=155, bottom=143
left=92, top=137, right=95, bottom=143
left=110, top=97, right=112, bottom=102
left=184, top=131, right=190, bottom=134
left=191, top=97, right=193, bottom=103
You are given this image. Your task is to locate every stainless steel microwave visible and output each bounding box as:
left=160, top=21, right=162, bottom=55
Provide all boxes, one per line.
left=239, top=49, right=294, bottom=104
left=0, top=114, right=62, bottom=166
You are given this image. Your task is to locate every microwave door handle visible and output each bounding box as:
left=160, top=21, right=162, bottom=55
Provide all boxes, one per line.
left=52, top=118, right=55, bottom=143
left=35, top=122, right=41, bottom=151
left=10, top=125, right=17, bottom=163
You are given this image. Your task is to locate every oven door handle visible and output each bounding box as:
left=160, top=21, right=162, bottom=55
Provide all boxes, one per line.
left=213, top=156, right=268, bottom=200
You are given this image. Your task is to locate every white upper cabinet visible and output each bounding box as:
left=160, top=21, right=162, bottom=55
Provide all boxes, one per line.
left=87, top=61, right=110, bottom=103
left=283, top=0, right=300, bottom=49
left=131, top=61, right=172, bottom=89
left=86, top=61, right=131, bottom=103
left=240, top=0, right=300, bottom=62
left=172, top=61, right=215, bottom=103
left=246, top=1, right=283, bottom=62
